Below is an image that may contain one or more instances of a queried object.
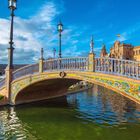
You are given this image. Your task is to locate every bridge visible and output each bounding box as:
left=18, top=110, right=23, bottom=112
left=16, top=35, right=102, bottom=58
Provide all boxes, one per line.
left=0, top=52, right=140, bottom=106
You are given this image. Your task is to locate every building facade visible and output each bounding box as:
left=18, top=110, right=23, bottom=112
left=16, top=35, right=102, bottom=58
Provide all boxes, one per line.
left=133, top=46, right=140, bottom=61
left=110, top=41, right=134, bottom=60
left=100, top=41, right=140, bottom=61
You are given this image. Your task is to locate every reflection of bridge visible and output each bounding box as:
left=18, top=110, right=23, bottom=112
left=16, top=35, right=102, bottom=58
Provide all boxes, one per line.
left=0, top=52, right=140, bottom=105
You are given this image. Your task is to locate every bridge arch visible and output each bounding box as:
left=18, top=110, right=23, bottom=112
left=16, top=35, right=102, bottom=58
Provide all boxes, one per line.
left=11, top=71, right=140, bottom=105
left=15, top=78, right=80, bottom=105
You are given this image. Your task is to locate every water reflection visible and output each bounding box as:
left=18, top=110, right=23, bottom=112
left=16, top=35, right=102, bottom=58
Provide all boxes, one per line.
left=0, top=107, right=36, bottom=140
left=67, top=85, right=140, bottom=125
left=0, top=85, right=140, bottom=140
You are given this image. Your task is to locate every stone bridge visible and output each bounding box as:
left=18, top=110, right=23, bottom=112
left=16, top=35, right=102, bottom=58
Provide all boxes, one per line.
left=0, top=53, right=140, bottom=105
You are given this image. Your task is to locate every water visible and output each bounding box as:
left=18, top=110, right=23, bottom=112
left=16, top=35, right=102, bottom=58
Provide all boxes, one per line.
left=0, top=85, right=140, bottom=140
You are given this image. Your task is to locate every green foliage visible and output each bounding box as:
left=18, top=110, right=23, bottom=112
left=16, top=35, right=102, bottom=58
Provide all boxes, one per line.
left=0, top=95, right=4, bottom=100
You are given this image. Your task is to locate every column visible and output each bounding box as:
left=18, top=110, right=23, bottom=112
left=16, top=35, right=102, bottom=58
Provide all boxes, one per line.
left=88, top=53, right=95, bottom=72
left=39, top=48, right=44, bottom=73
left=5, top=66, right=14, bottom=105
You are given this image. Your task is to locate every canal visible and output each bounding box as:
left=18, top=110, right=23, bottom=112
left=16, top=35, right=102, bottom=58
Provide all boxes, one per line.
left=0, top=84, right=140, bottom=140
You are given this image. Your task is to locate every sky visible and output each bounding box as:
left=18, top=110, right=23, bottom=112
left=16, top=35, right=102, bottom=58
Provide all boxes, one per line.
left=0, top=0, right=140, bottom=64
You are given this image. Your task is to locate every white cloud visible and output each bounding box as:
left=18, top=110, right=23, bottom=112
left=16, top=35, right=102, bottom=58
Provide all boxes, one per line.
left=0, top=1, right=62, bottom=64
left=0, top=0, right=95, bottom=64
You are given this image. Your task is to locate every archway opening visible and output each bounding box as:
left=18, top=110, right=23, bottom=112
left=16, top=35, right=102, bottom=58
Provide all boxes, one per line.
left=15, top=78, right=80, bottom=105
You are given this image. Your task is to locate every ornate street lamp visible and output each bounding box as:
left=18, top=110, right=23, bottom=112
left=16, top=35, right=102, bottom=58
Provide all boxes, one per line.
left=90, top=35, right=94, bottom=53
left=8, top=0, right=17, bottom=69
left=40, top=48, right=44, bottom=60
left=57, top=21, right=63, bottom=58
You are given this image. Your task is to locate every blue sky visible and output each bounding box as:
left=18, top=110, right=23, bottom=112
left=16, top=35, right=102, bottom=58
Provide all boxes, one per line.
left=0, top=0, right=140, bottom=64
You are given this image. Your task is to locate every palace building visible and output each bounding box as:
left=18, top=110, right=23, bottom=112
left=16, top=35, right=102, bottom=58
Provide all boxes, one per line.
left=100, top=41, right=140, bottom=61
left=110, top=41, right=133, bottom=60
left=133, top=46, right=140, bottom=61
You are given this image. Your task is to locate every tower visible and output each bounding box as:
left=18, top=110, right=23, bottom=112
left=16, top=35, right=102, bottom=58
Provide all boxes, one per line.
left=100, top=44, right=107, bottom=58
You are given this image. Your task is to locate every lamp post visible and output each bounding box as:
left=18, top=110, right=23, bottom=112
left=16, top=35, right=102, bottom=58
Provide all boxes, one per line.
left=40, top=48, right=44, bottom=60
left=39, top=48, right=44, bottom=73
left=57, top=21, right=63, bottom=58
left=90, top=35, right=94, bottom=53
left=53, top=48, right=56, bottom=59
left=8, top=0, right=17, bottom=69
left=6, top=0, right=17, bottom=105
left=88, top=35, right=95, bottom=72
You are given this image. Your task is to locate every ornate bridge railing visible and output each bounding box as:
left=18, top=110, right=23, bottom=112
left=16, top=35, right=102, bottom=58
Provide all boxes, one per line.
left=95, top=57, right=140, bottom=79
left=0, top=57, right=140, bottom=89
left=0, top=79, right=5, bottom=89
left=43, top=57, right=88, bottom=71
left=12, top=64, right=39, bottom=80
left=0, top=57, right=87, bottom=84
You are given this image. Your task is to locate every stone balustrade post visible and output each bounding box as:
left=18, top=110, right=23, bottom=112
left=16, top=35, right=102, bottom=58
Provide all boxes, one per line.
left=121, top=61, right=124, bottom=75
left=5, top=67, right=13, bottom=105
left=88, top=53, right=95, bottom=72
left=39, top=58, right=44, bottom=73
left=136, top=64, right=139, bottom=79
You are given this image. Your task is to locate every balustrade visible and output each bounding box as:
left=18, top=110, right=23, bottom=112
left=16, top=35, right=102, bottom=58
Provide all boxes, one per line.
left=12, top=64, right=39, bottom=80
left=0, top=79, right=5, bottom=89
left=95, top=57, right=140, bottom=79
left=0, top=57, right=140, bottom=89
left=43, top=57, right=88, bottom=72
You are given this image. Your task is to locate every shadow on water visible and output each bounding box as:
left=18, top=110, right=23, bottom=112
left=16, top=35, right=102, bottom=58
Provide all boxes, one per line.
left=0, top=85, right=140, bottom=140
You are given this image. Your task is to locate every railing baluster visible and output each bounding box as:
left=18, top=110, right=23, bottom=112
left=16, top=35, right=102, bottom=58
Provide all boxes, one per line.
left=94, top=57, right=140, bottom=80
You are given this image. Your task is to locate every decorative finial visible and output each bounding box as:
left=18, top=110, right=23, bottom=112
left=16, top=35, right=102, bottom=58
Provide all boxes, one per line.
left=40, top=48, right=44, bottom=59
left=90, top=35, right=94, bottom=53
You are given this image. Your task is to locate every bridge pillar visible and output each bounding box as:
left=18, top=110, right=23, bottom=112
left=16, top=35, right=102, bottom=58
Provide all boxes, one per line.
left=88, top=53, right=95, bottom=72
left=5, top=67, right=14, bottom=105
left=39, top=48, right=44, bottom=73
left=39, top=59, right=44, bottom=73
